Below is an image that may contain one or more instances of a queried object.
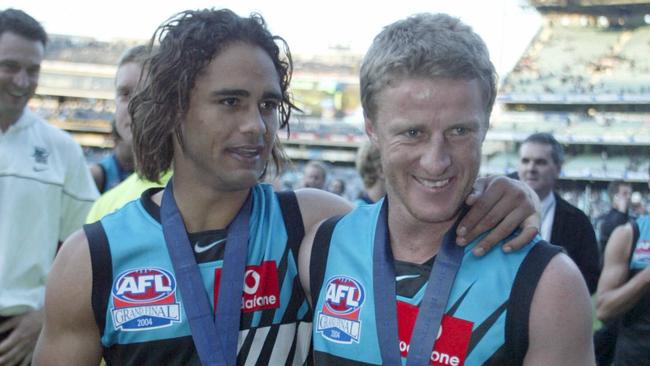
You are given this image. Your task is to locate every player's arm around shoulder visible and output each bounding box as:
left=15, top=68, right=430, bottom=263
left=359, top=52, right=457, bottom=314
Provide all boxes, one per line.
left=294, top=188, right=352, bottom=235
left=294, top=188, right=352, bottom=307
left=524, top=253, right=595, bottom=366
left=33, top=230, right=102, bottom=366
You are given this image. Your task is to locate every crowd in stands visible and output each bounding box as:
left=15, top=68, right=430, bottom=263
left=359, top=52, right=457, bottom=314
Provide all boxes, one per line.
left=501, top=20, right=650, bottom=100
left=44, top=34, right=133, bottom=65
left=29, top=96, right=113, bottom=122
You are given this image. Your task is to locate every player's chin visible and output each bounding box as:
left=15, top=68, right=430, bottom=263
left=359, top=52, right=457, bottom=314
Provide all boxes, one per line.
left=410, top=201, right=461, bottom=224
left=223, top=170, right=263, bottom=190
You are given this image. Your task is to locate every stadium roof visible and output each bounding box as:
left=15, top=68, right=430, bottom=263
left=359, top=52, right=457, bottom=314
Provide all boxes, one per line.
left=529, top=0, right=650, bottom=14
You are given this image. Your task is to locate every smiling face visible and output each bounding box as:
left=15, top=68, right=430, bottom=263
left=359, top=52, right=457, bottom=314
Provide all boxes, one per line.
left=173, top=42, right=281, bottom=192
left=366, top=77, right=487, bottom=227
left=0, top=31, right=44, bottom=128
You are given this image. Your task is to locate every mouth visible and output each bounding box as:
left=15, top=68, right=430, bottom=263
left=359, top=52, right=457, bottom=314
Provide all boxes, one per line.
left=6, top=89, right=30, bottom=98
left=227, top=145, right=265, bottom=161
left=414, top=176, right=452, bottom=190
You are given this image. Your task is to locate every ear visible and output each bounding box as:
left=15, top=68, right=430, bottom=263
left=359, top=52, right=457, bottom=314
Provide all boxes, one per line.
left=364, top=114, right=379, bottom=146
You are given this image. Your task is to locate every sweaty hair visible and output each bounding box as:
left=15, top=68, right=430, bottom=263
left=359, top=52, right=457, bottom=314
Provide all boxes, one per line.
left=356, top=141, right=382, bottom=188
left=130, top=8, right=296, bottom=182
left=360, top=13, right=496, bottom=122
left=0, top=8, right=47, bottom=46
left=522, top=132, right=565, bottom=168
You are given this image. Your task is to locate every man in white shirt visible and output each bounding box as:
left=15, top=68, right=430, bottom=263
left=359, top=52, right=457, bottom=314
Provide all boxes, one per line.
left=518, top=132, right=600, bottom=293
left=0, top=9, right=98, bottom=365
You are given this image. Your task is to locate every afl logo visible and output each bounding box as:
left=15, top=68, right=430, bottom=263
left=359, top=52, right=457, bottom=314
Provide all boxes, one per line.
left=324, top=276, right=365, bottom=314
left=112, top=268, right=176, bottom=303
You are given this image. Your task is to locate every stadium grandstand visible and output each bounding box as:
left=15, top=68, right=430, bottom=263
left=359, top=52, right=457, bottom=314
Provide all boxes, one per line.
left=30, top=35, right=138, bottom=155
left=488, top=0, right=650, bottom=217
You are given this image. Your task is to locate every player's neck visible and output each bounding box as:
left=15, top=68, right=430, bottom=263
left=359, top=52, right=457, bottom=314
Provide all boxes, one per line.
left=387, top=208, right=455, bottom=265
left=166, top=175, right=250, bottom=233
left=115, top=143, right=134, bottom=171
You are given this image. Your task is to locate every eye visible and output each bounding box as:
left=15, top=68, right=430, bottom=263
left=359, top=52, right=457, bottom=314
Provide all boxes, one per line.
left=27, top=66, right=40, bottom=77
left=259, top=100, right=279, bottom=111
left=404, top=128, right=421, bottom=138
left=117, top=88, right=132, bottom=100
left=449, top=126, right=469, bottom=136
left=0, top=61, right=20, bottom=73
left=220, top=97, right=239, bottom=107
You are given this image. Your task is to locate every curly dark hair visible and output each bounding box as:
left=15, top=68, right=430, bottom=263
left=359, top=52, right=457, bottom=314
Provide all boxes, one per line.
left=130, top=8, right=296, bottom=182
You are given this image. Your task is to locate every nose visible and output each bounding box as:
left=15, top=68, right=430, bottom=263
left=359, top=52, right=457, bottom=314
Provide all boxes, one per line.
left=420, top=134, right=451, bottom=176
left=12, top=69, right=31, bottom=89
left=522, top=160, right=535, bottom=172
left=241, top=108, right=268, bottom=136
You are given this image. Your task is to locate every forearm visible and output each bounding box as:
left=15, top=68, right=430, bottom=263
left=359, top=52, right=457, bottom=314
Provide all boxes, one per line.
left=597, top=272, right=650, bottom=321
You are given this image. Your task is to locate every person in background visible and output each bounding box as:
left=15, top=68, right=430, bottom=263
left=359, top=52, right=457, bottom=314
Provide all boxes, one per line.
left=84, top=45, right=173, bottom=223
left=598, top=180, right=633, bottom=255
left=327, top=178, right=345, bottom=197
left=354, top=140, right=385, bottom=205
left=630, top=191, right=647, bottom=217
left=301, top=159, right=327, bottom=189
left=518, top=132, right=600, bottom=293
left=596, top=166, right=650, bottom=365
left=89, top=118, right=134, bottom=193
left=0, top=8, right=98, bottom=365
left=593, top=179, right=632, bottom=366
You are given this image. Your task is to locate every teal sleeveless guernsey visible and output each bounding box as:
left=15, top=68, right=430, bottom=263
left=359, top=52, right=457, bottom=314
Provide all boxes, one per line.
left=85, top=184, right=310, bottom=365
left=615, top=214, right=650, bottom=365
left=310, top=199, right=560, bottom=366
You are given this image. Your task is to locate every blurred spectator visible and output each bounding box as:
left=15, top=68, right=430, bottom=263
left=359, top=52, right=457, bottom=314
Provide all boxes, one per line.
left=90, top=120, right=133, bottom=192
left=593, top=180, right=632, bottom=366
left=89, top=46, right=148, bottom=193
left=328, top=178, right=346, bottom=196
left=301, top=160, right=327, bottom=189
left=0, top=9, right=98, bottom=365
left=630, top=191, right=647, bottom=217
left=596, top=167, right=650, bottom=364
left=597, top=180, right=633, bottom=253
left=518, top=132, right=600, bottom=293
left=85, top=45, right=174, bottom=223
left=353, top=141, right=385, bottom=205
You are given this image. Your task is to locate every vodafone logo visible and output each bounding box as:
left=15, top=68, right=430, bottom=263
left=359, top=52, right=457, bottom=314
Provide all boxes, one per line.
left=214, top=261, right=280, bottom=313
left=396, top=301, right=473, bottom=366
left=244, top=269, right=261, bottom=294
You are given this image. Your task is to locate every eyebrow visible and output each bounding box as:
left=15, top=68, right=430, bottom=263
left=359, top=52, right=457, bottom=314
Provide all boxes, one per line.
left=210, top=89, right=282, bottom=100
